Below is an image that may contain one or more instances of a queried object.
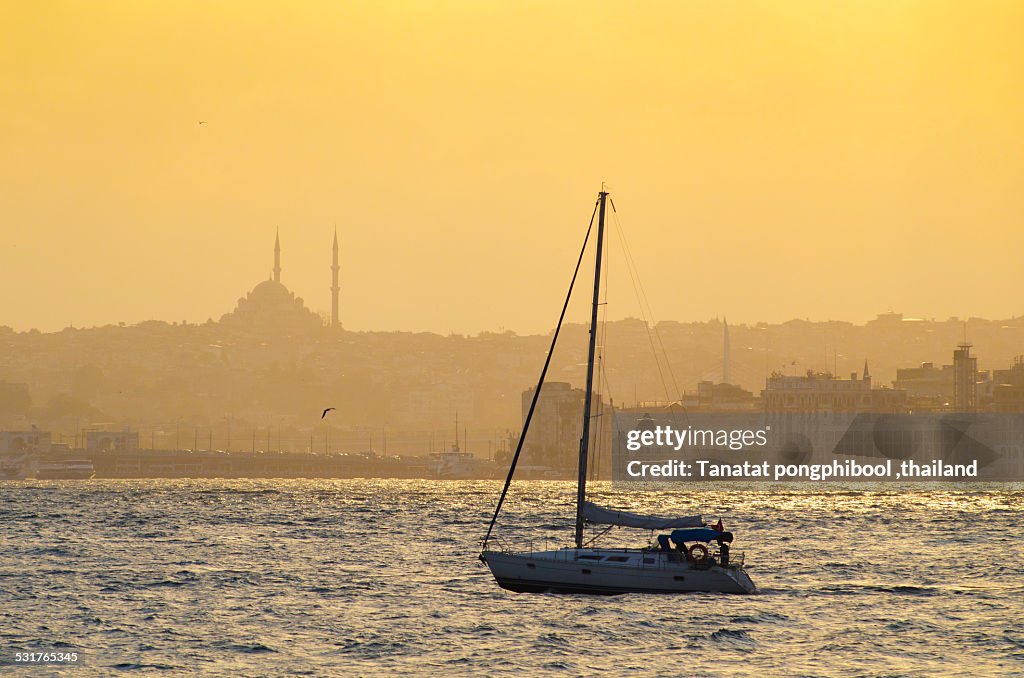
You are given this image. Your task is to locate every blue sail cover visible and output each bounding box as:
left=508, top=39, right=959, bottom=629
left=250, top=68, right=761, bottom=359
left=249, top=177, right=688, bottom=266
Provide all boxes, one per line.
left=581, top=501, right=703, bottom=529
left=670, top=528, right=727, bottom=543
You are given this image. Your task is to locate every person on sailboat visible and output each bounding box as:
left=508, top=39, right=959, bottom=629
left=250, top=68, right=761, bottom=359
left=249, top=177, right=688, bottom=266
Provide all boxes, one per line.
left=657, top=533, right=695, bottom=562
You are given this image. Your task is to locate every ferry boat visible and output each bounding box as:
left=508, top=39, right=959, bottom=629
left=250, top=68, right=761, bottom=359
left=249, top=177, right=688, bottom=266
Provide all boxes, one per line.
left=35, top=459, right=96, bottom=480
left=426, top=445, right=487, bottom=479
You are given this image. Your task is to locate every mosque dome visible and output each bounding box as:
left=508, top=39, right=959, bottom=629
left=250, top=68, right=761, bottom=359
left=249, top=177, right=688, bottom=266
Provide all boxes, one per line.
left=218, top=235, right=324, bottom=332
left=250, top=279, right=292, bottom=301
left=220, top=278, right=322, bottom=332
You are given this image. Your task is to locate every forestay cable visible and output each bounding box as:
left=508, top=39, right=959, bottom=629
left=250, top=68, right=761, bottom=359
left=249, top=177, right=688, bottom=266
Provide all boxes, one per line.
left=480, top=200, right=599, bottom=554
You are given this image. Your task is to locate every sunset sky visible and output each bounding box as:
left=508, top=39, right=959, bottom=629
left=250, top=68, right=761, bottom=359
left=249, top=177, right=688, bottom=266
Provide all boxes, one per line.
left=2, top=1, right=1022, bottom=334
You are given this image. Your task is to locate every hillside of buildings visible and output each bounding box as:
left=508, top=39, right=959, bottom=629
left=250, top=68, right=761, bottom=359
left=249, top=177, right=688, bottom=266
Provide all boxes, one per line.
left=1, top=311, right=1023, bottom=456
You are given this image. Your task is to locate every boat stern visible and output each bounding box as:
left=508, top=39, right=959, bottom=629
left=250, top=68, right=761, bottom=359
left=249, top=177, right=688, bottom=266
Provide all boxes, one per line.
left=724, top=565, right=758, bottom=594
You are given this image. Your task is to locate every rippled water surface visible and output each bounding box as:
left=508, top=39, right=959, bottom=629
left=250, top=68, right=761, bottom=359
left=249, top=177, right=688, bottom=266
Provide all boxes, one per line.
left=1, top=480, right=1022, bottom=676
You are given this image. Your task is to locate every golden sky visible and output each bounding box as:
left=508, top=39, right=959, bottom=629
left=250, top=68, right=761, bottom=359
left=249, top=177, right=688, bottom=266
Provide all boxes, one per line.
left=1, top=0, right=1022, bottom=334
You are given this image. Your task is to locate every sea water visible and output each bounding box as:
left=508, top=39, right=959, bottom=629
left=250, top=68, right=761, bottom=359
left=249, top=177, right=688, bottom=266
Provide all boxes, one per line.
left=0, top=479, right=1021, bottom=676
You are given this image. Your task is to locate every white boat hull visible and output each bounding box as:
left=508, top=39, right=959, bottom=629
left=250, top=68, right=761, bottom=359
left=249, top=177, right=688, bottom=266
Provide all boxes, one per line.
left=35, top=460, right=96, bottom=480
left=482, top=548, right=756, bottom=595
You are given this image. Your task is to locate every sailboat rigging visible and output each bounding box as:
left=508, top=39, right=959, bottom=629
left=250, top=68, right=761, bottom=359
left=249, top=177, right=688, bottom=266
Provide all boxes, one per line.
left=479, top=189, right=756, bottom=595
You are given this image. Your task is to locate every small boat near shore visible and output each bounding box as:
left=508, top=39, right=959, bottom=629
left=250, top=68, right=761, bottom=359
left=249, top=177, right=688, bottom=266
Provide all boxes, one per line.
left=426, top=446, right=487, bottom=479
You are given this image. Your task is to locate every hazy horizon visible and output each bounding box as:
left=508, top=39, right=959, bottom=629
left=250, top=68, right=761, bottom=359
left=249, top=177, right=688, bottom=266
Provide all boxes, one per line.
left=3, top=306, right=1022, bottom=337
left=3, top=1, right=1022, bottom=335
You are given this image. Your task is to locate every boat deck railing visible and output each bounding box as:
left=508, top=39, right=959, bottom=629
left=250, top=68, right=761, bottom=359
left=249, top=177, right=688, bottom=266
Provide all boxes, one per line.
left=485, top=539, right=747, bottom=571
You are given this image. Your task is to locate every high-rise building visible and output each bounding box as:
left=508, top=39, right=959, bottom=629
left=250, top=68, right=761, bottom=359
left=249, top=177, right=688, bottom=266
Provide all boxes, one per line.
left=953, top=343, right=977, bottom=411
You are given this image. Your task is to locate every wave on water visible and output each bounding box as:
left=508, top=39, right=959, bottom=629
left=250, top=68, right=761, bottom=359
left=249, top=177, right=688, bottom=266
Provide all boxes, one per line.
left=0, top=479, right=1020, bottom=676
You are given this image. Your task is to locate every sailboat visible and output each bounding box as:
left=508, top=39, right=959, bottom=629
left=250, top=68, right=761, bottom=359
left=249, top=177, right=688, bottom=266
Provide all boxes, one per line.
left=479, top=190, right=756, bottom=594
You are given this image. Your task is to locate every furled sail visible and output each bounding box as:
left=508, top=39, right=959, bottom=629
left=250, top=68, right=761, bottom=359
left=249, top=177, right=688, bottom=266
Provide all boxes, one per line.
left=581, top=501, right=703, bottom=530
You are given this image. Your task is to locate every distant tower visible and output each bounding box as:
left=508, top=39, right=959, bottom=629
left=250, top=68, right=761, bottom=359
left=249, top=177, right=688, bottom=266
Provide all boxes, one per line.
left=331, top=227, right=340, bottom=327
left=273, top=229, right=282, bottom=283
left=723, top=316, right=731, bottom=384
left=863, top=359, right=871, bottom=385
left=953, top=343, right=977, bottom=411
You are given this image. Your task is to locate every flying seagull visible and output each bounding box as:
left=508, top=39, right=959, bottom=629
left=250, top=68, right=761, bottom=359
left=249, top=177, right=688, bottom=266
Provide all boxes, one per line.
left=321, top=407, right=336, bottom=419
left=198, top=120, right=207, bottom=125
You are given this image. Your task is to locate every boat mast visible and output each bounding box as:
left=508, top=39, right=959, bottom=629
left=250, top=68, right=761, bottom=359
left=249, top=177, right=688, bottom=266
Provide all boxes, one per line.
left=575, top=190, right=607, bottom=549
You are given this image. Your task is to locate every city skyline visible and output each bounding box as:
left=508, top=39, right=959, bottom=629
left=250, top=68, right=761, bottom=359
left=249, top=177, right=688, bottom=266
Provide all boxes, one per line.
left=6, top=229, right=1021, bottom=335
left=2, top=1, right=1023, bottom=335
left=1, top=4, right=1021, bottom=673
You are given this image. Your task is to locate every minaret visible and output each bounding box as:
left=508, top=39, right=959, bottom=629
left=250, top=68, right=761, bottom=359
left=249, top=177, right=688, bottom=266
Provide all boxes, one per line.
left=273, top=229, right=281, bottom=283
left=723, top=316, right=731, bottom=384
left=331, top=227, right=340, bottom=327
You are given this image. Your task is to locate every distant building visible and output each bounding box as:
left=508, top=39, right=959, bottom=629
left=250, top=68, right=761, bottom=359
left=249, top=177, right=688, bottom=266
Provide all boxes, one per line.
left=696, top=380, right=757, bottom=411
left=895, top=362, right=955, bottom=403
left=896, top=344, right=995, bottom=412
left=953, top=343, right=977, bottom=411
left=86, top=429, right=139, bottom=452
left=986, top=356, right=1024, bottom=412
left=763, top=366, right=906, bottom=413
left=0, top=426, right=51, bottom=453
left=870, top=311, right=904, bottom=324
left=616, top=380, right=757, bottom=415
left=521, top=382, right=583, bottom=469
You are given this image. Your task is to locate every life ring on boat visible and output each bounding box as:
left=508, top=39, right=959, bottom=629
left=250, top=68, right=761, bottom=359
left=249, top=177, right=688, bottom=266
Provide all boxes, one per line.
left=687, top=543, right=708, bottom=562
